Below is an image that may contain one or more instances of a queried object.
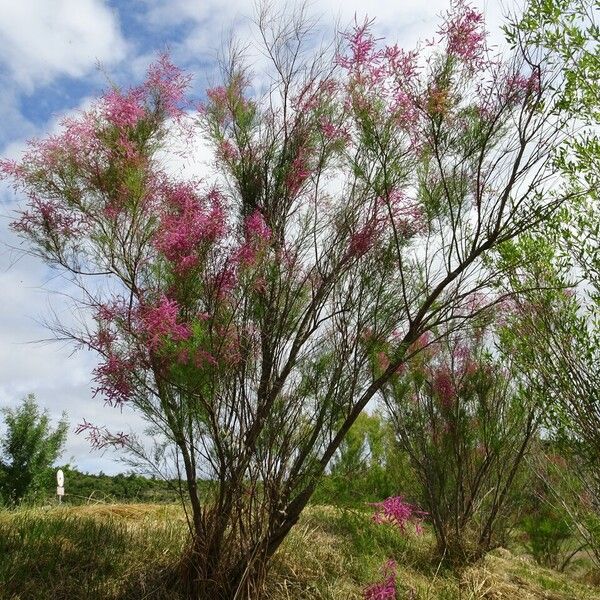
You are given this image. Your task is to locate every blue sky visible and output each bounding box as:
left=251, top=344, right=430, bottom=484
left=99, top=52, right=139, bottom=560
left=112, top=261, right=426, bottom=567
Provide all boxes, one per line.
left=0, top=0, right=509, bottom=475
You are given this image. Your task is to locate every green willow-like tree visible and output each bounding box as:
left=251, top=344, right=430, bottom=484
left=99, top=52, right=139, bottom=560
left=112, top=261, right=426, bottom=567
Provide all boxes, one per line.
left=499, top=0, right=600, bottom=567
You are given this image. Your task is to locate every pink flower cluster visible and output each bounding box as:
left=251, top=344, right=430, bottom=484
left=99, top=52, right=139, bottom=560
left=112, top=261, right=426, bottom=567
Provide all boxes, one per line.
left=386, top=189, right=426, bottom=238
left=338, top=21, right=421, bottom=137
left=348, top=223, right=379, bottom=258
left=154, top=184, right=226, bottom=272
left=93, top=354, right=136, bottom=406
left=432, top=366, right=455, bottom=408
left=291, top=78, right=338, bottom=113
left=371, top=495, right=425, bottom=533
left=439, top=0, right=486, bottom=67
left=140, top=295, right=191, bottom=351
left=12, top=197, right=83, bottom=238
left=1, top=111, right=100, bottom=190
left=503, top=70, right=541, bottom=103
left=75, top=419, right=130, bottom=450
left=245, top=209, right=271, bottom=241
left=203, top=75, right=253, bottom=127
left=285, top=151, right=311, bottom=196
left=102, top=55, right=190, bottom=131
left=234, top=210, right=272, bottom=269
left=320, top=117, right=350, bottom=145
left=347, top=189, right=425, bottom=260
left=364, top=559, right=397, bottom=600
left=337, top=20, right=379, bottom=71
left=145, top=53, right=191, bottom=119
left=218, top=139, right=239, bottom=162
left=103, top=89, right=146, bottom=129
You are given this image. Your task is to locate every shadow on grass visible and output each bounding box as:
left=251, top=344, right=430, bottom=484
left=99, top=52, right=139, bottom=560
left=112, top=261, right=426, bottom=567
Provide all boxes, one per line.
left=0, top=508, right=186, bottom=600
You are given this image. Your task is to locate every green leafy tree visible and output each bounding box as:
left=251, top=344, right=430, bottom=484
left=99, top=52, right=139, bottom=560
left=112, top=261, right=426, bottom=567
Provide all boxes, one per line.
left=498, top=1, right=600, bottom=567
left=314, top=412, right=404, bottom=504
left=0, top=394, right=68, bottom=506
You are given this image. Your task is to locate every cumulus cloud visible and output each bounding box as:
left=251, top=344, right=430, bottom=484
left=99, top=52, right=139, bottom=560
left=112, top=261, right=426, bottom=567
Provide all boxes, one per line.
left=142, top=0, right=509, bottom=61
left=0, top=0, right=127, bottom=91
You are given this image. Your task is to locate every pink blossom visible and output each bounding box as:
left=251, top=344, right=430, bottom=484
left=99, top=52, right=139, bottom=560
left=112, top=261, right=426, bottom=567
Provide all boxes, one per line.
left=0, top=159, right=24, bottom=178
left=234, top=243, right=258, bottom=268
left=194, top=349, right=218, bottom=367
left=232, top=210, right=272, bottom=269
left=218, top=139, right=239, bottom=162
left=145, top=53, right=191, bottom=119
left=371, top=495, right=425, bottom=532
left=103, top=88, right=146, bottom=129
left=245, top=210, right=271, bottom=241
left=337, top=21, right=382, bottom=72
left=432, top=366, right=455, bottom=408
left=408, top=331, right=432, bottom=356
left=385, top=189, right=426, bottom=238
left=177, top=348, right=190, bottom=365
left=503, top=70, right=541, bottom=103
left=320, top=117, right=350, bottom=145
left=377, top=351, right=391, bottom=372
left=4, top=111, right=99, bottom=183
left=347, top=225, right=377, bottom=258
left=154, top=183, right=226, bottom=272
left=214, top=263, right=237, bottom=299
left=92, top=354, right=136, bottom=406
left=96, top=299, right=129, bottom=323
left=140, top=296, right=191, bottom=351
left=75, top=419, right=130, bottom=450
left=364, top=559, right=397, bottom=600
left=91, top=327, right=117, bottom=354
left=205, top=76, right=253, bottom=125
left=391, top=89, right=419, bottom=130
left=285, top=151, right=311, bottom=195
left=385, top=46, right=418, bottom=82
left=206, top=86, right=229, bottom=105
left=12, top=197, right=83, bottom=238
left=440, top=1, right=486, bottom=67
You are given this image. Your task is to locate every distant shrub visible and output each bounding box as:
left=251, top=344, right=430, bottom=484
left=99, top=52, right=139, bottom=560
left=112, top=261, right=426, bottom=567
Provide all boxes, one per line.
left=522, top=509, right=574, bottom=570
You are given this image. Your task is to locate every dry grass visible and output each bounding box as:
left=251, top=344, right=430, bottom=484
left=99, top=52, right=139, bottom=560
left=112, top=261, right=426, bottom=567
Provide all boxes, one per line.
left=1, top=503, right=599, bottom=599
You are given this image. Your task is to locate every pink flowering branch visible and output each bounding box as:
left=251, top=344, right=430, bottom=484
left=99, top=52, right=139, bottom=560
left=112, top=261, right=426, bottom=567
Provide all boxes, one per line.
left=75, top=419, right=130, bottom=450
left=370, top=495, right=427, bottom=534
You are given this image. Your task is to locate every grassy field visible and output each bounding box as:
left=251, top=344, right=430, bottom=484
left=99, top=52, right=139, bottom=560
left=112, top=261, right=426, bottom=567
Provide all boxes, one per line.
left=1, top=503, right=599, bottom=600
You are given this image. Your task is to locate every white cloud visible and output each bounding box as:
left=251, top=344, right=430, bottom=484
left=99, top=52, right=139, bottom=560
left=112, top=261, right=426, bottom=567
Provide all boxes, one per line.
left=0, top=0, right=127, bottom=91
left=143, top=0, right=511, bottom=63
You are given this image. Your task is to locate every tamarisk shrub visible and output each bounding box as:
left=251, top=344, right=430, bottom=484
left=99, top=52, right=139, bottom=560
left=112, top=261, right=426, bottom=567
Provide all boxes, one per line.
left=382, top=320, right=540, bottom=564
left=1, top=1, right=577, bottom=597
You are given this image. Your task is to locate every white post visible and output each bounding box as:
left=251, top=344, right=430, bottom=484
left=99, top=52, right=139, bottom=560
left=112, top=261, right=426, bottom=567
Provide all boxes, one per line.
left=56, top=469, right=65, bottom=504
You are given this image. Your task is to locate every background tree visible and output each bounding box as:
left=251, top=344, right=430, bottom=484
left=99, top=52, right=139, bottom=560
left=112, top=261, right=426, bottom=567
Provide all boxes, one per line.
left=313, top=411, right=403, bottom=504
left=0, top=2, right=580, bottom=597
left=0, top=394, right=68, bottom=506
left=498, top=0, right=600, bottom=567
